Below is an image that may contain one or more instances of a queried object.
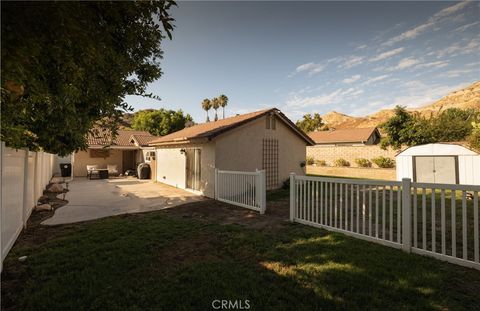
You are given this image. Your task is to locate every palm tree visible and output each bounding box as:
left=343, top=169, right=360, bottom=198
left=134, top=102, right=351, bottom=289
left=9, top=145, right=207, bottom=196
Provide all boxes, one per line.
left=218, top=94, right=228, bottom=119
left=212, top=97, right=220, bottom=121
left=201, top=98, right=212, bottom=122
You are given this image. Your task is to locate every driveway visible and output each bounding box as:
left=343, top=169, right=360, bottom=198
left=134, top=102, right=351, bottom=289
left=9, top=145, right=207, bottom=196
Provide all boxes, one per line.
left=42, top=178, right=204, bottom=225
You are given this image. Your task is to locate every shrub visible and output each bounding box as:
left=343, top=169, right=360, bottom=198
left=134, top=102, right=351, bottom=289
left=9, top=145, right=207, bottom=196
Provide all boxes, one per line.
left=315, top=159, right=327, bottom=166
left=355, top=158, right=372, bottom=168
left=306, top=156, right=315, bottom=165
left=371, top=156, right=395, bottom=168
left=334, top=158, right=350, bottom=167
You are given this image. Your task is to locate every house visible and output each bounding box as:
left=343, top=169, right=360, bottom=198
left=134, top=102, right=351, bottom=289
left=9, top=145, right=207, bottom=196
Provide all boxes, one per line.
left=72, top=130, right=157, bottom=177
left=396, top=143, right=480, bottom=185
left=148, top=108, right=314, bottom=198
left=308, top=127, right=381, bottom=146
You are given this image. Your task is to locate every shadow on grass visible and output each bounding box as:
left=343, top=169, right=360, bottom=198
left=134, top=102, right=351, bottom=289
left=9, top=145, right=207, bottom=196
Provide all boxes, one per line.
left=1, top=212, right=479, bottom=310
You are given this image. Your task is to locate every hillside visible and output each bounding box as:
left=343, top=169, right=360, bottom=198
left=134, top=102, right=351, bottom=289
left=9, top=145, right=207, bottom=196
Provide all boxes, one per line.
left=322, top=81, right=480, bottom=129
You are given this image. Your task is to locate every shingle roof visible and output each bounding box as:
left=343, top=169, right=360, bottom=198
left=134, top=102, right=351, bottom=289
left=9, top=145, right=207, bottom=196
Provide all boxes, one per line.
left=148, top=108, right=314, bottom=146
left=87, top=129, right=155, bottom=147
left=309, top=127, right=378, bottom=144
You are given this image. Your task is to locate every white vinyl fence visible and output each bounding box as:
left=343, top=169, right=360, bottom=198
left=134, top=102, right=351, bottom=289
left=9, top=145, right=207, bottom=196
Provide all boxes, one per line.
left=289, top=174, right=480, bottom=270
left=1, top=142, right=55, bottom=270
left=215, top=169, right=266, bottom=214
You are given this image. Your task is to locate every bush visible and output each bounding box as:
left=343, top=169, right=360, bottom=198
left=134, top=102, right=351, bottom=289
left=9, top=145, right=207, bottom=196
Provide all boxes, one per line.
left=315, top=159, right=327, bottom=166
left=355, top=158, right=372, bottom=168
left=306, top=156, right=315, bottom=165
left=282, top=178, right=290, bottom=189
left=334, top=158, right=350, bottom=167
left=371, top=156, right=395, bottom=168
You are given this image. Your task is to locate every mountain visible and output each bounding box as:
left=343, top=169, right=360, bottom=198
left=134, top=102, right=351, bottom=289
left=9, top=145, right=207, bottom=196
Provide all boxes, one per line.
left=322, top=81, right=480, bottom=129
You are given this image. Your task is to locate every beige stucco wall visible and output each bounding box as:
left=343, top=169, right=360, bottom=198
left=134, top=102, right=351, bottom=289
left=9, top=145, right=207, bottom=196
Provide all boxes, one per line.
left=215, top=115, right=306, bottom=188
left=307, top=165, right=396, bottom=180
left=73, top=149, right=123, bottom=177
left=155, top=143, right=216, bottom=197
left=307, top=145, right=397, bottom=168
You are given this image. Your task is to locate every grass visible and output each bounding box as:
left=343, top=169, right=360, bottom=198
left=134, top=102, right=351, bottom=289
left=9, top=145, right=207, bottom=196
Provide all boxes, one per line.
left=2, top=205, right=480, bottom=310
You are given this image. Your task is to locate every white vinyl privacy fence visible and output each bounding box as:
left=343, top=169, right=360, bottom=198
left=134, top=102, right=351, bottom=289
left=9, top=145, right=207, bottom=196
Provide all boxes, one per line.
left=289, top=174, right=480, bottom=270
left=1, top=142, right=55, bottom=270
left=215, top=169, right=266, bottom=214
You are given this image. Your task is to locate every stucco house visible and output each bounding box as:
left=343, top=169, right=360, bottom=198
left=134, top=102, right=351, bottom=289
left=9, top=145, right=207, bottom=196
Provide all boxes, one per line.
left=148, top=108, right=314, bottom=198
left=309, top=127, right=381, bottom=146
left=73, top=129, right=157, bottom=177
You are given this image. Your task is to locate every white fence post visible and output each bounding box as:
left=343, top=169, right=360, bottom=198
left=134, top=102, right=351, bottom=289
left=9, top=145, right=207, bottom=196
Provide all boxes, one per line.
left=0, top=142, right=4, bottom=272
left=22, top=149, right=29, bottom=228
left=260, top=170, right=266, bottom=214
left=289, top=173, right=295, bottom=222
left=214, top=168, right=218, bottom=200
left=402, top=178, right=412, bottom=253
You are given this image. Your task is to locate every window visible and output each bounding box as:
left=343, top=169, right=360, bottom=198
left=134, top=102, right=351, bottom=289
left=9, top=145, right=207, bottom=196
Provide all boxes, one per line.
left=145, top=151, right=155, bottom=162
left=265, top=115, right=270, bottom=129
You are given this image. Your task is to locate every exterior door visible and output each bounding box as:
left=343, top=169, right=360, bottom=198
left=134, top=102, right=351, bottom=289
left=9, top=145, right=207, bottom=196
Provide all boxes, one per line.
left=186, top=149, right=201, bottom=191
left=122, top=150, right=136, bottom=173
left=414, top=156, right=457, bottom=184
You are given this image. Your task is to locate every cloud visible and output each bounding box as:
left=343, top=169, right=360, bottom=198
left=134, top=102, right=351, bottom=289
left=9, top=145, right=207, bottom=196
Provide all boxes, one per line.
left=414, top=60, right=450, bottom=69
left=285, top=87, right=364, bottom=108
left=369, top=47, right=404, bottom=62
left=339, top=56, right=364, bottom=69
left=295, top=62, right=326, bottom=75
left=382, top=1, right=471, bottom=46
left=355, top=44, right=367, bottom=50
left=439, top=68, right=476, bottom=78
left=385, top=57, right=420, bottom=71
left=362, top=75, right=390, bottom=85
left=342, top=74, right=361, bottom=84
left=452, top=21, right=480, bottom=33
left=431, top=37, right=479, bottom=58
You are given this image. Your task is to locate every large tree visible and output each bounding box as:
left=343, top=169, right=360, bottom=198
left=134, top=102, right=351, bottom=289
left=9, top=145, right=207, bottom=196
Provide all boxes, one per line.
left=380, top=106, right=479, bottom=150
left=131, top=109, right=192, bottom=137
left=296, top=113, right=325, bottom=133
left=1, top=1, right=176, bottom=155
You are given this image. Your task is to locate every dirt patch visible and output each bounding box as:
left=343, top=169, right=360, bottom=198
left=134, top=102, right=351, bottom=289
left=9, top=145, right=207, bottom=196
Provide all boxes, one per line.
left=162, top=198, right=290, bottom=232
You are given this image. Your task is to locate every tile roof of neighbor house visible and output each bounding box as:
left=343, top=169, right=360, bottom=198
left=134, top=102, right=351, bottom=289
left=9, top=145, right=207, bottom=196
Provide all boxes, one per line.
left=87, top=129, right=156, bottom=147
left=309, top=127, right=378, bottom=144
left=148, top=108, right=315, bottom=146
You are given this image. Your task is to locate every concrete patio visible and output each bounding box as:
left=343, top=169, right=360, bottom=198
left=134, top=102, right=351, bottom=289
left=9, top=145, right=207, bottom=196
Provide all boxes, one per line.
left=42, top=178, right=204, bottom=225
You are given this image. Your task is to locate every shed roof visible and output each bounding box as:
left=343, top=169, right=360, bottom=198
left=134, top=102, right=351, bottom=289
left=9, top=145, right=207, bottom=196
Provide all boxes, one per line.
left=148, top=108, right=314, bottom=146
left=396, top=143, right=479, bottom=156
left=309, top=127, right=379, bottom=144
left=87, top=129, right=156, bottom=148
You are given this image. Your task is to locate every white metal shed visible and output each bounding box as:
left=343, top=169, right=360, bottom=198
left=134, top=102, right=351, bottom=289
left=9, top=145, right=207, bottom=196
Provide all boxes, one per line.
left=396, top=143, right=480, bottom=185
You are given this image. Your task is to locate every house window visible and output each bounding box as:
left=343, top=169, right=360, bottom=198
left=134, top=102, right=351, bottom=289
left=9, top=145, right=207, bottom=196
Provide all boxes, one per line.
left=90, top=149, right=110, bottom=158
left=262, top=138, right=279, bottom=190
left=145, top=151, right=155, bottom=162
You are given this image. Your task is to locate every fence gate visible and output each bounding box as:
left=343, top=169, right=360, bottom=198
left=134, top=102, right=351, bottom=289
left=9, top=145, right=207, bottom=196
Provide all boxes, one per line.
left=215, top=169, right=266, bottom=214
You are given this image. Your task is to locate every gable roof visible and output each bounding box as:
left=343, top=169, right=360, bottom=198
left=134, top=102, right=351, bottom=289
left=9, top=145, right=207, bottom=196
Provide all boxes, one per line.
left=148, top=108, right=314, bottom=146
left=87, top=129, right=156, bottom=148
left=309, top=127, right=379, bottom=144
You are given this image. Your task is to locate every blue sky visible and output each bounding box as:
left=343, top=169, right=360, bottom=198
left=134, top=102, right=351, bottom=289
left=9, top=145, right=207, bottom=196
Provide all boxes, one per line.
left=125, top=1, right=480, bottom=123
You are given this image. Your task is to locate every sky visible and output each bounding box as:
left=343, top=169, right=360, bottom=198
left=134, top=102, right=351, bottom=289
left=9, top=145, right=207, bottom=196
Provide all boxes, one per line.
left=125, top=1, right=480, bottom=123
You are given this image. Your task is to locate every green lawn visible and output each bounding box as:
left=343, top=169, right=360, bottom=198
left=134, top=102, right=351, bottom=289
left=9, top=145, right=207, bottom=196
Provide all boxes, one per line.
left=2, top=204, right=480, bottom=310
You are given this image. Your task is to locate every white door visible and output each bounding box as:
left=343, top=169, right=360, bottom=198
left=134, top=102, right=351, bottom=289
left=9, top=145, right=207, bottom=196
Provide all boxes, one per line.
left=414, top=156, right=457, bottom=184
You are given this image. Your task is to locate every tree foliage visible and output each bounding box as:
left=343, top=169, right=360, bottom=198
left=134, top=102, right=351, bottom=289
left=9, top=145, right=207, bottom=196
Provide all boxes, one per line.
left=1, top=1, right=176, bottom=155
left=296, top=113, right=325, bottom=133
left=131, top=109, right=192, bottom=137
left=380, top=106, right=479, bottom=150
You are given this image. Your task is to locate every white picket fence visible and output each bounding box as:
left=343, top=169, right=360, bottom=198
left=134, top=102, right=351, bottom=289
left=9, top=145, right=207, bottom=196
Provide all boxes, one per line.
left=1, top=142, right=55, bottom=271
left=215, top=169, right=266, bottom=214
left=289, top=174, right=480, bottom=270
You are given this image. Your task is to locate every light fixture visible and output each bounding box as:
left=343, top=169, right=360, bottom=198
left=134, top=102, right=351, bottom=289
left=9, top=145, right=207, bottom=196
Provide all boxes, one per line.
left=180, top=148, right=186, bottom=154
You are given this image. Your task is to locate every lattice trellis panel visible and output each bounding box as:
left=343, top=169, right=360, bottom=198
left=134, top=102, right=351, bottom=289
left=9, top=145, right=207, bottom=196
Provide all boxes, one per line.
left=262, top=138, right=279, bottom=190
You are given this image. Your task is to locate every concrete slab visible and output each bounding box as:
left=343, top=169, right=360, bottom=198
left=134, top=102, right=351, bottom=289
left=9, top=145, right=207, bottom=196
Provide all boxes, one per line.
left=42, top=178, right=204, bottom=225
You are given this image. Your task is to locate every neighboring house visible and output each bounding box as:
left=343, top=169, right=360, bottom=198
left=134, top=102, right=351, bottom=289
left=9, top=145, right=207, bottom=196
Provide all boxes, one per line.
left=308, top=127, right=381, bottom=146
left=396, top=143, right=480, bottom=185
left=73, top=130, right=157, bottom=177
left=148, top=108, right=314, bottom=198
